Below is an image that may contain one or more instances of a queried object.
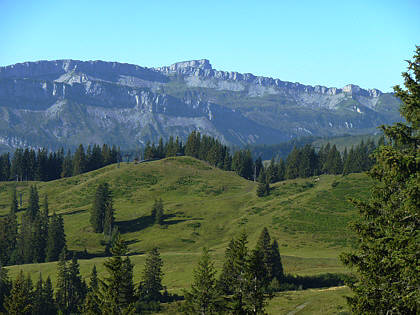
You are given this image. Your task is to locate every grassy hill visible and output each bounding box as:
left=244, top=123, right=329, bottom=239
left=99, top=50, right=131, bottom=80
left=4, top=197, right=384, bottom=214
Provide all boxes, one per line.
left=0, top=156, right=372, bottom=313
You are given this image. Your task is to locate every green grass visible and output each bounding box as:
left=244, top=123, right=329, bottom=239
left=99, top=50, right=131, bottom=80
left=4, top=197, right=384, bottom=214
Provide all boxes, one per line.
left=0, top=156, right=371, bottom=312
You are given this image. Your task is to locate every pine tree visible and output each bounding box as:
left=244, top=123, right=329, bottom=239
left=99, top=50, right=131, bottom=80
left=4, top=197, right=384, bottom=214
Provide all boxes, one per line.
left=138, top=247, right=164, bottom=303
left=98, top=233, right=135, bottom=313
left=43, top=276, right=56, bottom=315
left=32, top=274, right=44, bottom=315
left=184, top=248, right=221, bottom=314
left=5, top=270, right=33, bottom=315
left=0, top=264, right=11, bottom=313
left=255, top=228, right=273, bottom=285
left=285, top=147, right=300, bottom=179
left=73, top=144, right=87, bottom=175
left=56, top=248, right=69, bottom=314
left=341, top=46, right=420, bottom=314
left=90, top=183, right=113, bottom=233
left=83, top=265, right=100, bottom=315
left=244, top=249, right=269, bottom=315
left=219, top=231, right=249, bottom=313
left=67, top=253, right=87, bottom=314
left=256, top=171, right=269, bottom=197
left=61, top=149, right=73, bottom=178
left=27, top=185, right=40, bottom=222
left=46, top=212, right=66, bottom=262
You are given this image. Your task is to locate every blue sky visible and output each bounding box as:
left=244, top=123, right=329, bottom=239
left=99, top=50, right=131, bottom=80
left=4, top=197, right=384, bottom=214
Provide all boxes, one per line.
left=0, top=0, right=419, bottom=92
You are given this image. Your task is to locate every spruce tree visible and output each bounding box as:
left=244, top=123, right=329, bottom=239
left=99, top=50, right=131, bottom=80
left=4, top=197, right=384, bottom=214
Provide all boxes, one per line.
left=67, top=253, right=87, bottom=314
left=220, top=231, right=249, bottom=313
left=55, top=248, right=69, bottom=314
left=255, top=227, right=273, bottom=285
left=46, top=212, right=66, bottom=262
left=98, top=233, right=135, bottom=313
left=0, top=264, right=11, bottom=313
left=244, top=249, right=269, bottom=315
left=90, top=183, right=113, bottom=233
left=256, top=171, right=269, bottom=197
left=43, top=276, right=56, bottom=315
left=5, top=270, right=33, bottom=315
left=184, top=248, right=221, bottom=314
left=341, top=47, right=420, bottom=314
left=138, top=247, right=164, bottom=302
left=83, top=265, right=100, bottom=315
left=27, top=185, right=40, bottom=222
left=73, top=144, right=87, bottom=175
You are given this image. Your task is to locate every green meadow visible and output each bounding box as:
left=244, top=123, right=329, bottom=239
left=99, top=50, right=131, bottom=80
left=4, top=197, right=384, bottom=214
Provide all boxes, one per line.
left=0, top=156, right=371, bottom=313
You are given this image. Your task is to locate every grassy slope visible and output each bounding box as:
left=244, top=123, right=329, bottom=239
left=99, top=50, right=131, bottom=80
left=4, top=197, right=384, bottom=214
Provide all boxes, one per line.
left=0, top=156, right=370, bottom=313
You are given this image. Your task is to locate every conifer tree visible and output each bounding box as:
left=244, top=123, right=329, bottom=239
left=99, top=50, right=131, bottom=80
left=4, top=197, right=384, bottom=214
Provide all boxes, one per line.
left=341, top=47, right=420, bottom=314
left=67, top=253, right=87, bottom=314
left=43, top=276, right=56, bottom=315
left=0, top=264, right=11, bottom=313
left=33, top=275, right=45, bottom=315
left=73, top=144, right=87, bottom=175
left=46, top=212, right=66, bottom=262
left=255, top=228, right=273, bottom=285
left=138, top=247, right=164, bottom=303
left=184, top=247, right=221, bottom=314
left=5, top=270, right=33, bottom=315
left=61, top=150, right=73, bottom=178
left=244, top=249, right=269, bottom=315
left=98, top=233, right=135, bottom=313
left=27, top=185, right=40, bottom=222
left=219, top=231, right=249, bottom=313
left=90, top=183, right=113, bottom=233
left=56, top=248, right=69, bottom=314
left=83, top=265, right=100, bottom=315
left=256, top=171, right=269, bottom=197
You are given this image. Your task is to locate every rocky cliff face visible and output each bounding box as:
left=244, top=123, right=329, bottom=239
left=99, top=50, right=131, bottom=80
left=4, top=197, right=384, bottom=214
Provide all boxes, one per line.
left=0, top=59, right=401, bottom=150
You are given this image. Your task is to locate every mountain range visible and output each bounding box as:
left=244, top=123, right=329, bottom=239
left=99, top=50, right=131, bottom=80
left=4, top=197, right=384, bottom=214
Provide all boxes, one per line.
left=0, top=59, right=401, bottom=150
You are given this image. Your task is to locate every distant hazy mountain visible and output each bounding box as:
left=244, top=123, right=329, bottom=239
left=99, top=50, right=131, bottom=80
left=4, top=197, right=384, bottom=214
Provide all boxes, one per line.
left=0, top=59, right=401, bottom=150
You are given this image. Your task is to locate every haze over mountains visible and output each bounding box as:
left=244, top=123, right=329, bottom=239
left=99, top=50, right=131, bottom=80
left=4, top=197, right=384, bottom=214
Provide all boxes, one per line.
left=0, top=59, right=401, bottom=150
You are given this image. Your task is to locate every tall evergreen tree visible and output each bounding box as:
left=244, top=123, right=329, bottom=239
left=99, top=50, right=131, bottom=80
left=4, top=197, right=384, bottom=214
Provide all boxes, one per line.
left=244, top=249, right=270, bottom=315
left=255, top=228, right=273, bottom=285
left=98, top=233, right=135, bottom=313
left=5, top=270, right=33, bottom=315
left=184, top=247, right=222, bottom=314
left=151, top=198, right=164, bottom=225
left=73, top=144, right=87, bottom=176
left=341, top=47, right=420, bottom=314
left=138, top=247, right=164, bottom=303
left=0, top=264, right=11, bottom=313
left=46, top=212, right=66, bottom=262
left=27, top=185, right=40, bottom=222
left=90, top=183, right=113, bottom=233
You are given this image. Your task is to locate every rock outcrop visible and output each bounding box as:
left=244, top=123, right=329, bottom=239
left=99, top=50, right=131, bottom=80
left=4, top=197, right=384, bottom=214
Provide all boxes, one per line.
left=0, top=59, right=401, bottom=150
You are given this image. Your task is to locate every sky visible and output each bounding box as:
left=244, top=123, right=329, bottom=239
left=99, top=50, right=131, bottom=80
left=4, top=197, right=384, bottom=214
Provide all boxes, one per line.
left=0, top=0, right=419, bottom=92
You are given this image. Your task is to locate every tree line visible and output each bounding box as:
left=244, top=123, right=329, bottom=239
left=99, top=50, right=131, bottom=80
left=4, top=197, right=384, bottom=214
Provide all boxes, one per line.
left=0, top=186, right=66, bottom=266
left=0, top=144, right=121, bottom=182
left=0, top=227, right=284, bottom=314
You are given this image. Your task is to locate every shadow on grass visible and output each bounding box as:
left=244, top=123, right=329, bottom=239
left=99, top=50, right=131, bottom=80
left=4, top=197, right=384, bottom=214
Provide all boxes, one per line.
left=61, top=209, right=87, bottom=216
left=116, top=213, right=203, bottom=233
left=116, top=215, right=155, bottom=233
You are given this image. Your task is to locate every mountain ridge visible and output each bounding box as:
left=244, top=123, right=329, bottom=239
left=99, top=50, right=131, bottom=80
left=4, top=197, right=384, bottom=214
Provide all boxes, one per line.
left=0, top=59, right=401, bottom=150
